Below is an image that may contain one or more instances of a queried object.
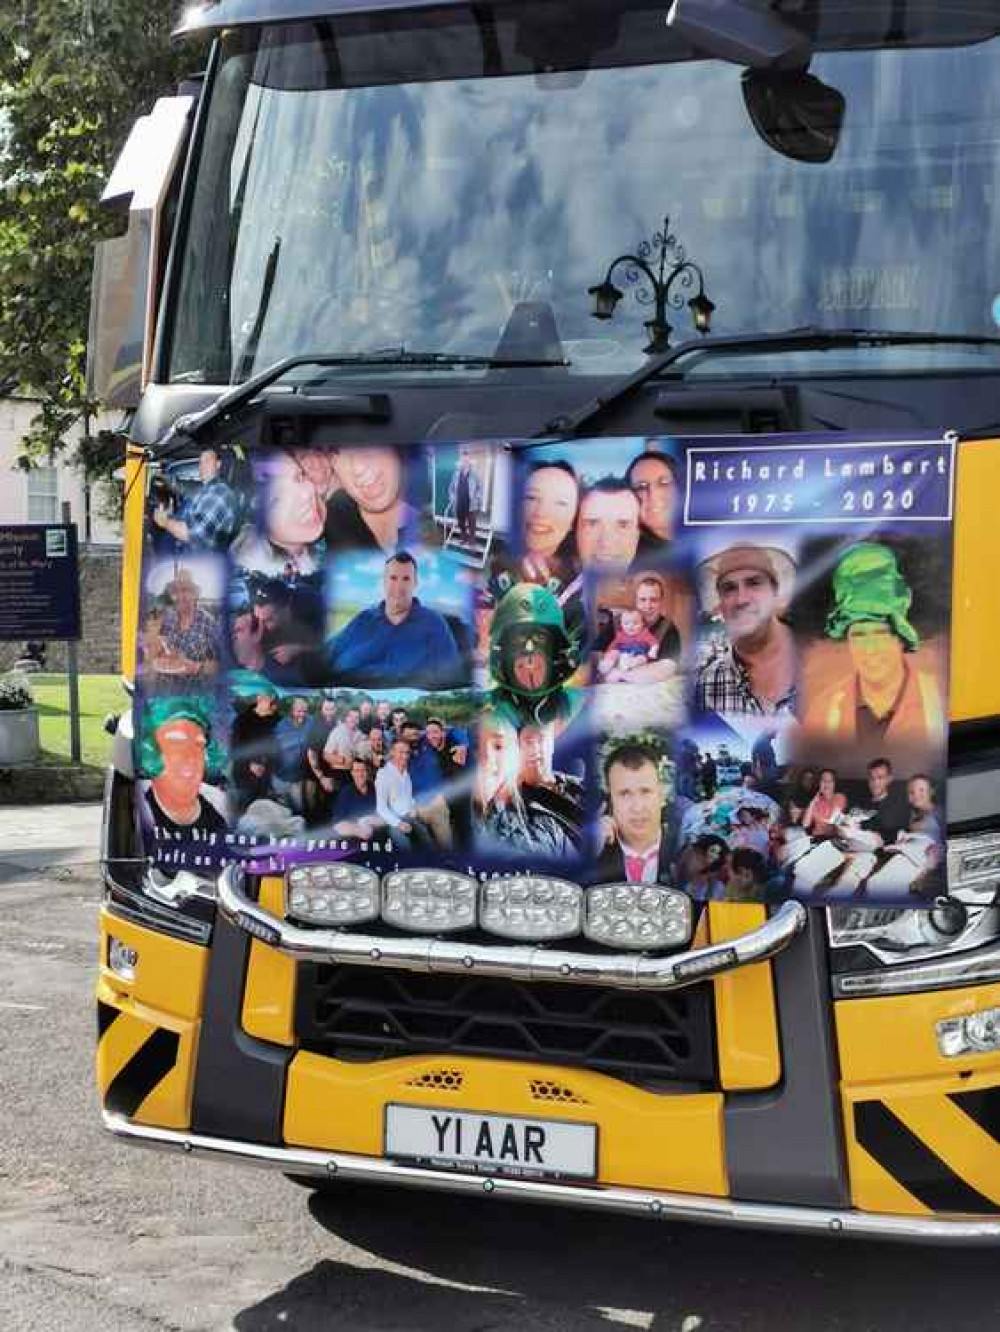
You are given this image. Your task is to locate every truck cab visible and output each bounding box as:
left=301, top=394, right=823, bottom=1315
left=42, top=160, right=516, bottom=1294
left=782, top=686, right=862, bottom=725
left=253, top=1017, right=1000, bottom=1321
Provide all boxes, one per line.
left=93, top=0, right=1000, bottom=1241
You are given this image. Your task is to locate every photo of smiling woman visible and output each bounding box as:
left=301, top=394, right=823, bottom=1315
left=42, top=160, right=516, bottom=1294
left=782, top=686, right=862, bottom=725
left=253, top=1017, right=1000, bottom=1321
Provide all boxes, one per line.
left=626, top=449, right=680, bottom=553
left=232, top=449, right=328, bottom=577
left=520, top=458, right=581, bottom=586
left=139, top=696, right=229, bottom=841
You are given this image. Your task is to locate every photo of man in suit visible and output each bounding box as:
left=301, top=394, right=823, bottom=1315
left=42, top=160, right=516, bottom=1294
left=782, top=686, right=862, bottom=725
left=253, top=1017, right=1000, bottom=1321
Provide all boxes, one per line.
left=595, top=742, right=672, bottom=884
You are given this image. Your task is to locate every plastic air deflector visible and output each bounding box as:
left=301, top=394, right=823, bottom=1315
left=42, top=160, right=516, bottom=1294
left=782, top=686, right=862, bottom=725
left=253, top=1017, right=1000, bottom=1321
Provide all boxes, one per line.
left=724, top=914, right=849, bottom=1207
left=190, top=914, right=293, bottom=1144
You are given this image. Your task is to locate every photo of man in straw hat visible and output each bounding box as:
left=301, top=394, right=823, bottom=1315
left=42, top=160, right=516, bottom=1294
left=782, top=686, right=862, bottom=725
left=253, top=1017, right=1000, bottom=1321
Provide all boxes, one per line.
left=801, top=542, right=944, bottom=753
left=694, top=543, right=798, bottom=717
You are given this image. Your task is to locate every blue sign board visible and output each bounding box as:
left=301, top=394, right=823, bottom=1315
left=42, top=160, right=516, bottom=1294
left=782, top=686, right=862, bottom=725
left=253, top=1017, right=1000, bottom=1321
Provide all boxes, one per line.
left=0, top=524, right=81, bottom=641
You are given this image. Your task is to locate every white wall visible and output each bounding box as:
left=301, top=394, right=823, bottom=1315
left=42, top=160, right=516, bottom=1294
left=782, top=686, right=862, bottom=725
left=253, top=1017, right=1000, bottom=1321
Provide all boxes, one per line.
left=0, top=398, right=122, bottom=545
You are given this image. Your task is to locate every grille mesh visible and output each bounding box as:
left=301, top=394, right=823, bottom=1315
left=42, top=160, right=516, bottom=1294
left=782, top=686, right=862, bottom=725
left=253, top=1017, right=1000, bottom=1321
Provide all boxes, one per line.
left=405, top=1068, right=465, bottom=1091
left=529, top=1078, right=588, bottom=1105
left=295, top=964, right=716, bottom=1086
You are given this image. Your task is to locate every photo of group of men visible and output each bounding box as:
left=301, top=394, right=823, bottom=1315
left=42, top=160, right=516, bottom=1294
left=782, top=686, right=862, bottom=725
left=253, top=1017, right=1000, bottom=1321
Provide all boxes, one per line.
left=228, top=683, right=473, bottom=853
left=134, top=430, right=955, bottom=907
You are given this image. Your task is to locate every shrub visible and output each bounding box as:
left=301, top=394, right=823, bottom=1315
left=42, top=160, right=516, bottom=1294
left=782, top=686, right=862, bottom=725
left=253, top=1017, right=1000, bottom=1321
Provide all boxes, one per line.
left=0, top=672, right=34, bottom=711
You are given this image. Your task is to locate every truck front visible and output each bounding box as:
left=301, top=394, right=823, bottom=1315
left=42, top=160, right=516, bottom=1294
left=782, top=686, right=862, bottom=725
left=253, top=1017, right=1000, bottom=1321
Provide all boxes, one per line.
left=95, top=0, right=1000, bottom=1240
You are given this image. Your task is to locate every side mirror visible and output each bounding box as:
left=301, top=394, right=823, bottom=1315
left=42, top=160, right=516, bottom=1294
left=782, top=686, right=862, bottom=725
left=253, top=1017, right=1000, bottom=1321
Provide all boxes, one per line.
left=741, top=68, right=845, bottom=165
left=86, top=96, right=194, bottom=410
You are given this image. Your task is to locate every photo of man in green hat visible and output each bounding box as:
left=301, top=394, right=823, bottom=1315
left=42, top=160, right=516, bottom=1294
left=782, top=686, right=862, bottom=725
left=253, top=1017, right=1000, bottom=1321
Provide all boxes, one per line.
left=802, top=542, right=944, bottom=760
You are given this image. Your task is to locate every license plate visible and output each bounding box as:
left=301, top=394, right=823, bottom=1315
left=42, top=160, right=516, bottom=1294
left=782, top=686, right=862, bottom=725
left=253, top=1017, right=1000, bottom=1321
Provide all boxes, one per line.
left=385, top=1103, right=597, bottom=1180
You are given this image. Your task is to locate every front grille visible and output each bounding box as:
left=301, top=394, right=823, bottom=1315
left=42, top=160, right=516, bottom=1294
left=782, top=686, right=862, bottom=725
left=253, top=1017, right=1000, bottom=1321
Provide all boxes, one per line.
left=295, top=964, right=716, bottom=1087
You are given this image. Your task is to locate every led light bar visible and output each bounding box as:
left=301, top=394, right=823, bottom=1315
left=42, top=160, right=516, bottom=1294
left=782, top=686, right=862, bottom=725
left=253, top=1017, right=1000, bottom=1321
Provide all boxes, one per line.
left=382, top=870, right=477, bottom=934
left=286, top=862, right=380, bottom=926
left=280, top=862, right=696, bottom=953
left=480, top=876, right=582, bottom=941
left=584, top=883, right=692, bottom=951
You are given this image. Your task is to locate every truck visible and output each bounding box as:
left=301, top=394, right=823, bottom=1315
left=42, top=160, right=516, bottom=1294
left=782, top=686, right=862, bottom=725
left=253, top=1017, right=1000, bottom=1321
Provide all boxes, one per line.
left=91, top=0, right=1000, bottom=1242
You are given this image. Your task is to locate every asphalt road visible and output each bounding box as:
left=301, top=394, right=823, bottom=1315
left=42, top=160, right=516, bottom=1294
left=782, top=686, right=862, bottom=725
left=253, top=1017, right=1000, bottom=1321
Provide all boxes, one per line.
left=4, top=860, right=1000, bottom=1331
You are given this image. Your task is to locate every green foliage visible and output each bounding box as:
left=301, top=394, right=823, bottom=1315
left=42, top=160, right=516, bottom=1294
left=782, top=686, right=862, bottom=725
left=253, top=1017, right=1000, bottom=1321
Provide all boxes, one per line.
left=0, top=670, right=34, bottom=710
left=0, top=1, right=190, bottom=471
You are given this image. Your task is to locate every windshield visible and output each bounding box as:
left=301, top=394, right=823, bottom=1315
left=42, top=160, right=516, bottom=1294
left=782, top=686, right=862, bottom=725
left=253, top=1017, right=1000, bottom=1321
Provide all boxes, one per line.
left=167, top=6, right=1000, bottom=384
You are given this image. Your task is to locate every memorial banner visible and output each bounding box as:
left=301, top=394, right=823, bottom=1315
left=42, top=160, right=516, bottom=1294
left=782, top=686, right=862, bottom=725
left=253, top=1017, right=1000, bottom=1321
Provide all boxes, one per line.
left=134, top=432, right=954, bottom=907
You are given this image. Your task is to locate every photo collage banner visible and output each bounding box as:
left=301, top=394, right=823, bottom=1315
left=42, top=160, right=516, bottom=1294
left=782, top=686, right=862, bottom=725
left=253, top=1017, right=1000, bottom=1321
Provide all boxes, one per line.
left=135, top=431, right=955, bottom=907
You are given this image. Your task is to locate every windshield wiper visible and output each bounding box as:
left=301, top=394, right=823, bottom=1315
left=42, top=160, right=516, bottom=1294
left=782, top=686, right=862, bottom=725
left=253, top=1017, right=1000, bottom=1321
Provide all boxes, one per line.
left=542, top=326, right=1000, bottom=439
left=155, top=349, right=568, bottom=457
left=321, top=347, right=569, bottom=370
left=235, top=237, right=281, bottom=383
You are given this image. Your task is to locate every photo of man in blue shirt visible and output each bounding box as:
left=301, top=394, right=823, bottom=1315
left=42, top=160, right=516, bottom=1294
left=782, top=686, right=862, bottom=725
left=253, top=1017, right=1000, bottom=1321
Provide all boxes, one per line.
left=152, top=447, right=242, bottom=553
left=327, top=551, right=466, bottom=688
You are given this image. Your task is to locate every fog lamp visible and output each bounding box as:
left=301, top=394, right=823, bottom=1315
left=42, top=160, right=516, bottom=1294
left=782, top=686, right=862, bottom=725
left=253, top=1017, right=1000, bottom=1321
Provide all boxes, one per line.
left=382, top=870, right=477, bottom=933
left=937, top=1006, right=1000, bottom=1058
left=108, top=936, right=138, bottom=980
left=480, top=876, right=582, bottom=941
left=584, top=883, right=692, bottom=951
left=285, top=861, right=379, bottom=926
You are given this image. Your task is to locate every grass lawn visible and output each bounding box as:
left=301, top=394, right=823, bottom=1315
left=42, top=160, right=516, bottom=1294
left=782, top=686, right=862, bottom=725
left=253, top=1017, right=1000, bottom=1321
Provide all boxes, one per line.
left=28, top=673, right=129, bottom=769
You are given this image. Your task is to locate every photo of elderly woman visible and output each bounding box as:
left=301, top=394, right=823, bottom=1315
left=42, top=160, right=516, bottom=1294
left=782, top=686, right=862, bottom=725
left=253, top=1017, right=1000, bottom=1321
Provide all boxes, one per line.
left=139, top=696, right=229, bottom=840
left=140, top=558, right=225, bottom=693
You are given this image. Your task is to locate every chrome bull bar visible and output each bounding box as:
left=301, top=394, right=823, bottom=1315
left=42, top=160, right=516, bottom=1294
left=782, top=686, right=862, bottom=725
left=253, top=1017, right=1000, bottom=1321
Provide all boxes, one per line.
left=104, top=1112, right=1000, bottom=1244
left=218, top=865, right=807, bottom=991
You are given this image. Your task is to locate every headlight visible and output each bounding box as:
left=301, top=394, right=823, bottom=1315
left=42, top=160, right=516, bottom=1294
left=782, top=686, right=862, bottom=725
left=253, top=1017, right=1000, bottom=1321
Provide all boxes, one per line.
left=480, top=876, right=582, bottom=941
left=286, top=862, right=380, bottom=926
left=382, top=870, right=477, bottom=933
left=828, top=831, right=1000, bottom=997
left=584, top=883, right=693, bottom=951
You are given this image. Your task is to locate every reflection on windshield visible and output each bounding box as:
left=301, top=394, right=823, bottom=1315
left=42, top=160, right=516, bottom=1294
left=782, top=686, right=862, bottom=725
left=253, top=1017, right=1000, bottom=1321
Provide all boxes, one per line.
left=168, top=28, right=1000, bottom=384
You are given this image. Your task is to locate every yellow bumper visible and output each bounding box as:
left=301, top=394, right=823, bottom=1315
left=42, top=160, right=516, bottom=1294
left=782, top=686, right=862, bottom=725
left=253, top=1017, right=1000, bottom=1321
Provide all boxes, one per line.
left=96, top=903, right=1000, bottom=1233
left=837, top=983, right=1000, bottom=1216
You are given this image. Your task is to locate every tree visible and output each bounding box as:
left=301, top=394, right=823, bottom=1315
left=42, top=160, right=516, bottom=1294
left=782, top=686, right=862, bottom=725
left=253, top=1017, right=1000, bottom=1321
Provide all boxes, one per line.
left=0, top=1, right=190, bottom=473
